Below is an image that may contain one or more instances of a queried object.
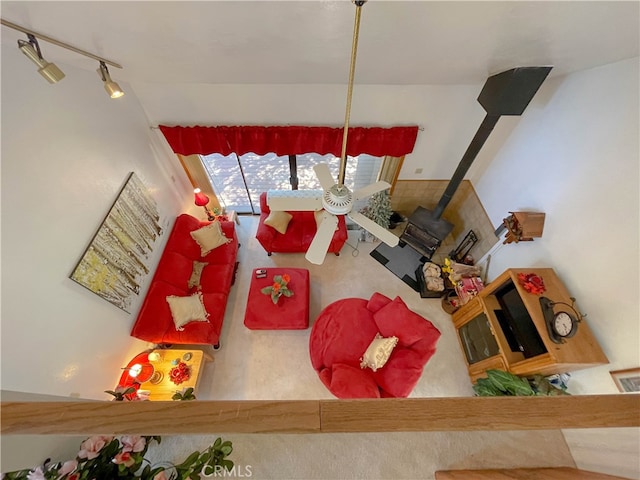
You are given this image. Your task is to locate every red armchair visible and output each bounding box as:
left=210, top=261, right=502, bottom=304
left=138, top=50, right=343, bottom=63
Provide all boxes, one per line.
left=309, top=292, right=441, bottom=398
left=255, top=192, right=347, bottom=256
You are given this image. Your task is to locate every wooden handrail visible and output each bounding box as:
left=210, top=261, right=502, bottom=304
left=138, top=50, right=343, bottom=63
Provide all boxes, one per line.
left=2, top=395, right=638, bottom=435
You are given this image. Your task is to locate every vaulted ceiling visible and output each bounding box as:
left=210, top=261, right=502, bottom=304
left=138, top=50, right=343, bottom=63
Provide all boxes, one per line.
left=1, top=1, right=638, bottom=86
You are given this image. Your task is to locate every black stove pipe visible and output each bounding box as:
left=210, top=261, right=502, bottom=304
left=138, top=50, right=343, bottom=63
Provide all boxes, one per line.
left=432, top=113, right=500, bottom=220
left=432, top=66, right=553, bottom=221
left=400, top=66, right=553, bottom=259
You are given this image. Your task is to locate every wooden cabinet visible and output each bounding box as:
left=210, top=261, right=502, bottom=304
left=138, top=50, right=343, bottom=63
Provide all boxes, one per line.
left=503, top=211, right=545, bottom=244
left=452, top=268, right=608, bottom=382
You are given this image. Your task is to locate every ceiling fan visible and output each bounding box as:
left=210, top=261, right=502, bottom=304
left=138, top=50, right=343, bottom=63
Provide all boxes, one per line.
left=267, top=0, right=399, bottom=265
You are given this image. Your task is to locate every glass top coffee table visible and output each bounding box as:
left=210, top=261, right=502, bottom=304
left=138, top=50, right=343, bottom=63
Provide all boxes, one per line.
left=244, top=267, right=310, bottom=330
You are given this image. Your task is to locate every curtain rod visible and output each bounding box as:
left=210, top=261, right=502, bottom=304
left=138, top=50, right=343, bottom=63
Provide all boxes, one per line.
left=1, top=18, right=123, bottom=69
left=150, top=125, right=425, bottom=131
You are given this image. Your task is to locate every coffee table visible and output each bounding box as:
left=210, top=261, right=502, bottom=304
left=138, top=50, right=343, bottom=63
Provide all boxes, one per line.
left=244, top=267, right=310, bottom=330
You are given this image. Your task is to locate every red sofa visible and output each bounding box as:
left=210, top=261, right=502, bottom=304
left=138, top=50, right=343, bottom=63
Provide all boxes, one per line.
left=130, top=214, right=239, bottom=348
left=309, top=293, right=441, bottom=398
left=255, top=192, right=348, bottom=256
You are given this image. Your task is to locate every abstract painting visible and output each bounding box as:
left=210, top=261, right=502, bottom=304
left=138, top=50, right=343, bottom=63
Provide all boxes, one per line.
left=70, top=172, right=163, bottom=312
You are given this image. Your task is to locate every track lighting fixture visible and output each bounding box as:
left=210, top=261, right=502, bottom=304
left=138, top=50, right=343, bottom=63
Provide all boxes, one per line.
left=17, top=34, right=65, bottom=84
left=97, top=61, right=125, bottom=99
left=2, top=18, right=124, bottom=98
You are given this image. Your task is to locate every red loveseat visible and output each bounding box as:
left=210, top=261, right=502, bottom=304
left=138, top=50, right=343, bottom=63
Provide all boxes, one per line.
left=309, top=293, right=441, bottom=398
left=130, top=214, right=239, bottom=348
left=255, top=192, right=348, bottom=256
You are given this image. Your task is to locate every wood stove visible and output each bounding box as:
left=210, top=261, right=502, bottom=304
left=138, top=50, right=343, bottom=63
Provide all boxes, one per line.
left=401, top=206, right=453, bottom=259
left=400, top=66, right=552, bottom=260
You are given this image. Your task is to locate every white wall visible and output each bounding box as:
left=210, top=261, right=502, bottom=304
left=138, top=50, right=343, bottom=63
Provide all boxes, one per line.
left=0, top=45, right=193, bottom=400
left=474, top=57, right=640, bottom=395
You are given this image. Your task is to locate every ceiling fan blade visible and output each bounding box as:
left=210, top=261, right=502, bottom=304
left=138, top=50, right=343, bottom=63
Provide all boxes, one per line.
left=267, top=189, right=323, bottom=211
left=305, top=211, right=339, bottom=265
left=352, top=181, right=391, bottom=202
left=313, top=163, right=336, bottom=191
left=348, top=211, right=399, bottom=248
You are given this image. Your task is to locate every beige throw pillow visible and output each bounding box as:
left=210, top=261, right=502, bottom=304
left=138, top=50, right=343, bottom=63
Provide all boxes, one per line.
left=188, top=261, right=208, bottom=289
left=360, top=333, right=399, bottom=372
left=190, top=221, right=231, bottom=256
left=264, top=210, right=293, bottom=234
left=166, top=292, right=209, bottom=331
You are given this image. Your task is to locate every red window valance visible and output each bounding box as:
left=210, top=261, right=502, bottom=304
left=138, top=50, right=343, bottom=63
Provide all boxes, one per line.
left=158, top=125, right=419, bottom=157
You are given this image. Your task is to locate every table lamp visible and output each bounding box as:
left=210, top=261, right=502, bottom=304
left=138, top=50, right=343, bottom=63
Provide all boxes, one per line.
left=128, top=362, right=155, bottom=384
left=194, top=188, right=216, bottom=221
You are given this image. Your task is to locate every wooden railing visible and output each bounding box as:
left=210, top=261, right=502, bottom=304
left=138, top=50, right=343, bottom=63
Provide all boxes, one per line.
left=2, top=395, right=638, bottom=435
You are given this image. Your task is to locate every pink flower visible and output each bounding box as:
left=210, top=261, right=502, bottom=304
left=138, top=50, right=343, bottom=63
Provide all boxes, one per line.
left=78, top=436, right=113, bottom=460
left=57, top=459, right=78, bottom=476
left=120, top=435, right=146, bottom=453
left=153, top=471, right=169, bottom=480
left=112, top=451, right=135, bottom=468
left=26, top=467, right=45, bottom=480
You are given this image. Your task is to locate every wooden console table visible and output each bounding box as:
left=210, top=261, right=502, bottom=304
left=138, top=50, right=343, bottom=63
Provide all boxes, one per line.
left=140, top=348, right=210, bottom=401
left=452, top=268, right=608, bottom=382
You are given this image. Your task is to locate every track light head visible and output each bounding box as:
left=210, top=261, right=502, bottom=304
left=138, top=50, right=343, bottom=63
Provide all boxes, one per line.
left=17, top=35, right=65, bottom=84
left=97, top=61, right=124, bottom=99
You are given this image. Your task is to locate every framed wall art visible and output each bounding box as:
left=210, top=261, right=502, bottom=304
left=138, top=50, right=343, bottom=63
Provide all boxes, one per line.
left=70, top=172, right=163, bottom=312
left=610, top=368, right=640, bottom=393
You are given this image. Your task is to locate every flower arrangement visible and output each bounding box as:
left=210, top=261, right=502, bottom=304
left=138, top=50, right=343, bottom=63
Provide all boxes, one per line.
left=1, top=435, right=234, bottom=480
left=260, top=274, right=293, bottom=304
left=517, top=272, right=546, bottom=295
left=168, top=362, right=191, bottom=385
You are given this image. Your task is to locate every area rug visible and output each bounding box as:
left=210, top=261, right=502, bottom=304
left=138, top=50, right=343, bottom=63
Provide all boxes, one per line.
left=370, top=242, right=424, bottom=292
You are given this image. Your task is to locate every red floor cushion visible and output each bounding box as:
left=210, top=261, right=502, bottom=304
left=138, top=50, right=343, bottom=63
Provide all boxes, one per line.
left=309, top=293, right=441, bottom=398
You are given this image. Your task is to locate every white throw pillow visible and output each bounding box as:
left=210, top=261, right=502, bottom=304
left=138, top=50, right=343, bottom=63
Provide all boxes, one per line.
left=166, top=292, right=209, bottom=331
left=190, top=221, right=231, bottom=256
left=360, top=333, right=399, bottom=372
left=264, top=210, right=293, bottom=234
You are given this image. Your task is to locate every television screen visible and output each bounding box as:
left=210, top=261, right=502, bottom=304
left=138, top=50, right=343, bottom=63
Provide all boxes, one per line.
left=495, top=282, right=547, bottom=358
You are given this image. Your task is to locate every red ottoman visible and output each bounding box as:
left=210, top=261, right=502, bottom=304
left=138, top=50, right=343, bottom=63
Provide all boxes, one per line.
left=244, top=268, right=310, bottom=330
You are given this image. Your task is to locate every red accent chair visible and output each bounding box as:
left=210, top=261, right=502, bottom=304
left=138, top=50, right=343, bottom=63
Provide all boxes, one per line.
left=309, top=293, right=441, bottom=398
left=255, top=192, right=347, bottom=256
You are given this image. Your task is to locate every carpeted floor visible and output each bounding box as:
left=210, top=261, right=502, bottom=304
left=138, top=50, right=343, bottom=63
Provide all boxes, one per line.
left=195, top=215, right=475, bottom=400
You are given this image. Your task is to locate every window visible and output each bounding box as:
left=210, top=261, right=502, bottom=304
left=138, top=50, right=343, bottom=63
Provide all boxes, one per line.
left=201, top=153, right=382, bottom=214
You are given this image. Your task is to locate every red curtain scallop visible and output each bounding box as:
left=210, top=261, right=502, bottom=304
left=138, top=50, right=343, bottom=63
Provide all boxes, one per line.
left=159, top=125, right=419, bottom=157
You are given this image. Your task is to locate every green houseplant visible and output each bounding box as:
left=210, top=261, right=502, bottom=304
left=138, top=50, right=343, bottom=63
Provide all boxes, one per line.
left=360, top=190, right=393, bottom=229
left=172, top=387, right=196, bottom=401
left=473, top=369, right=569, bottom=396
